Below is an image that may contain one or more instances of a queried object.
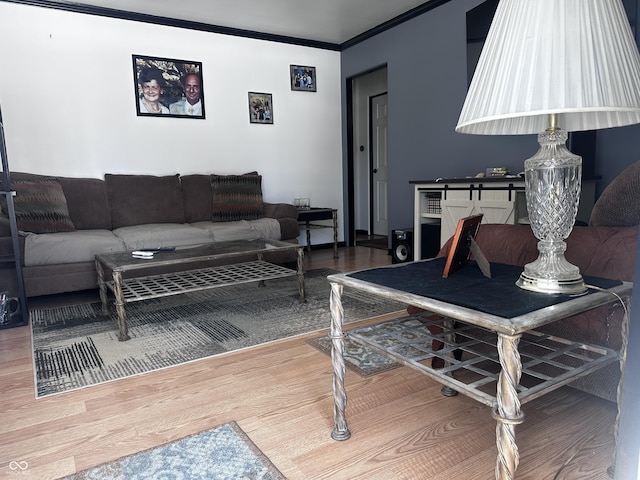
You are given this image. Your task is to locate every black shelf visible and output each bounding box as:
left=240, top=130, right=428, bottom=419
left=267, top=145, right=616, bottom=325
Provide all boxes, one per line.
left=1, top=110, right=29, bottom=329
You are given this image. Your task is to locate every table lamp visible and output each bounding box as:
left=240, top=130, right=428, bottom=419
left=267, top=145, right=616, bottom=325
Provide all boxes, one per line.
left=456, top=0, right=640, bottom=294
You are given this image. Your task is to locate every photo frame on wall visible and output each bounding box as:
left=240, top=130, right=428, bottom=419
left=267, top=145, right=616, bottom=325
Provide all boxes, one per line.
left=248, top=92, right=273, bottom=124
left=132, top=54, right=205, bottom=119
left=290, top=65, right=316, bottom=92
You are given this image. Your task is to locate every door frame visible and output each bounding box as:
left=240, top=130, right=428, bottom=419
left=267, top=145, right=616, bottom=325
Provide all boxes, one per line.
left=345, top=65, right=388, bottom=246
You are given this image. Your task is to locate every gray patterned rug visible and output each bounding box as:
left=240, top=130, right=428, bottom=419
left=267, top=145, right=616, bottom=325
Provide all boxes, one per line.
left=60, top=421, right=284, bottom=480
left=31, top=268, right=405, bottom=398
left=306, top=334, right=401, bottom=377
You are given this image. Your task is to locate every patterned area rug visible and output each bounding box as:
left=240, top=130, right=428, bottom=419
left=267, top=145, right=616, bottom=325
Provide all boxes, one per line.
left=60, top=421, right=284, bottom=480
left=306, top=334, right=401, bottom=377
left=31, top=268, right=405, bottom=397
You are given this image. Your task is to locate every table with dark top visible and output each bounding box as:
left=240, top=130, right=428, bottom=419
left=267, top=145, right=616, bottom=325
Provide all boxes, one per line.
left=297, top=207, right=338, bottom=258
left=327, top=258, right=631, bottom=479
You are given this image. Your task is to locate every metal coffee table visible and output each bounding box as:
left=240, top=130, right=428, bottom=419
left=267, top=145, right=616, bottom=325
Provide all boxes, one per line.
left=95, top=239, right=305, bottom=341
left=327, top=258, right=631, bottom=479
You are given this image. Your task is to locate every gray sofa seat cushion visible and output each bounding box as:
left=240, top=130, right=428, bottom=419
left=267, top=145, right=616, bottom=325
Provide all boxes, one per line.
left=24, top=229, right=126, bottom=266
left=106, top=174, right=186, bottom=228
left=113, top=223, right=214, bottom=250
left=190, top=220, right=261, bottom=242
left=190, top=218, right=281, bottom=242
left=247, top=217, right=282, bottom=240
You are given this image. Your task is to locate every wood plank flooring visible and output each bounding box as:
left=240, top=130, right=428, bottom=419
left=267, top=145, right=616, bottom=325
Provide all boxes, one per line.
left=0, top=246, right=618, bottom=479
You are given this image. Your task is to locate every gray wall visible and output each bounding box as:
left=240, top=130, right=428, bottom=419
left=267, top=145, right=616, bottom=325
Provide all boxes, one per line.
left=341, top=0, right=640, bottom=238
left=343, top=1, right=640, bottom=476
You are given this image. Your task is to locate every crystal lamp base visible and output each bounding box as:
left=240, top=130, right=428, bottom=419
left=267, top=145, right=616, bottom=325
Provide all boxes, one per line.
left=517, top=126, right=587, bottom=295
left=516, top=239, right=586, bottom=294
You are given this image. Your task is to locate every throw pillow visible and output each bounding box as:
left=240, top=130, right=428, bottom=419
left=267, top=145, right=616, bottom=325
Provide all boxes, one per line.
left=2, top=179, right=75, bottom=233
left=211, top=174, right=264, bottom=222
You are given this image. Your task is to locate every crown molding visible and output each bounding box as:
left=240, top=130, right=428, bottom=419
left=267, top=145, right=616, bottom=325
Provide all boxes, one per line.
left=0, top=0, right=341, bottom=50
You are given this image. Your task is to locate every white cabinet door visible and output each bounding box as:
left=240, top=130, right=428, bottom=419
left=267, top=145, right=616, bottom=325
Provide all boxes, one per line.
left=440, top=200, right=517, bottom=246
left=440, top=200, right=475, bottom=246
left=474, top=200, right=516, bottom=225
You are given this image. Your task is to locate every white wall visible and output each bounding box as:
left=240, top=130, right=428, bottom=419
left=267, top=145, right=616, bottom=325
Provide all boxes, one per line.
left=0, top=3, right=343, bottom=244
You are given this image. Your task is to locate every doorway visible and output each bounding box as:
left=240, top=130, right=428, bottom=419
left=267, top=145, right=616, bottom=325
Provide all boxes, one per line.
left=347, top=66, right=388, bottom=248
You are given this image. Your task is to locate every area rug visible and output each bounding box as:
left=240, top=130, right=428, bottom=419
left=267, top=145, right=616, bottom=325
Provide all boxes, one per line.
left=60, top=421, right=285, bottom=480
left=306, top=334, right=401, bottom=377
left=31, top=268, right=405, bottom=398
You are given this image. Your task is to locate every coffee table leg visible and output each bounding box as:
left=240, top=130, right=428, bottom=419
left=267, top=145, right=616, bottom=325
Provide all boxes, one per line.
left=95, top=259, right=109, bottom=315
left=494, top=333, right=524, bottom=480
left=329, top=281, right=350, bottom=441
left=440, top=317, right=459, bottom=397
left=112, top=270, right=130, bottom=341
left=297, top=247, right=306, bottom=303
left=609, top=297, right=631, bottom=478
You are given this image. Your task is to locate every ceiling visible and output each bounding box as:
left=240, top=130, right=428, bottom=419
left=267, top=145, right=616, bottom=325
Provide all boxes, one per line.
left=33, top=0, right=439, bottom=48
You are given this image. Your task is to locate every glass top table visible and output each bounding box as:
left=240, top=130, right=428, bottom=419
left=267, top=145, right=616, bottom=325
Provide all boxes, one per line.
left=327, top=257, right=632, bottom=479
left=95, top=239, right=305, bottom=341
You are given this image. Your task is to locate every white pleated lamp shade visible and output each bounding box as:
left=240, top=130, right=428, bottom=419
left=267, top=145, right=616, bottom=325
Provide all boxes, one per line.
left=456, top=0, right=640, bottom=135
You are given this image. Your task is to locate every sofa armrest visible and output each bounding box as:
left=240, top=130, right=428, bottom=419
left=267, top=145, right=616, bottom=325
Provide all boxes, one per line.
left=0, top=235, right=25, bottom=266
left=263, top=202, right=299, bottom=220
left=0, top=214, right=11, bottom=237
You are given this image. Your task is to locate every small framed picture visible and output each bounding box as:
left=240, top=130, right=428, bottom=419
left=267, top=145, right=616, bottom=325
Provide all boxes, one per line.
left=442, top=214, right=483, bottom=278
left=290, top=65, right=316, bottom=92
left=248, top=92, right=273, bottom=124
left=132, top=54, right=205, bottom=119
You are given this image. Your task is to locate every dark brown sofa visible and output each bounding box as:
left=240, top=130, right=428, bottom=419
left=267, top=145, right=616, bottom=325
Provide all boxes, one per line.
left=0, top=172, right=300, bottom=297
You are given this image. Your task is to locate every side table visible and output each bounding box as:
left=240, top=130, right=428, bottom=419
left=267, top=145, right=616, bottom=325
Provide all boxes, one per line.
left=297, top=207, right=338, bottom=258
left=327, top=258, right=631, bottom=479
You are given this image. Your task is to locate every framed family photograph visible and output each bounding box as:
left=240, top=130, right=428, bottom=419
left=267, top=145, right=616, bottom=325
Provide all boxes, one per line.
left=132, top=54, right=205, bottom=119
left=248, top=92, right=273, bottom=124
left=290, top=65, right=316, bottom=92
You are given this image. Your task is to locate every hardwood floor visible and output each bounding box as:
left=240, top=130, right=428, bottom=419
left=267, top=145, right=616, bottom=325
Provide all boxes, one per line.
left=0, top=246, right=617, bottom=479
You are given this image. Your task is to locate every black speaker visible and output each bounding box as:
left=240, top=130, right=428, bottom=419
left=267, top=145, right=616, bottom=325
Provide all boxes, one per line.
left=392, top=224, right=441, bottom=264
left=392, top=229, right=413, bottom=263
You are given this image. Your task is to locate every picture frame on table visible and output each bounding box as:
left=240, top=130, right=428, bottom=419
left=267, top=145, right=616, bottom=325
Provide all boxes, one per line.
left=132, top=54, right=205, bottom=119
left=248, top=92, right=273, bottom=124
left=290, top=65, right=316, bottom=92
left=442, top=214, right=484, bottom=278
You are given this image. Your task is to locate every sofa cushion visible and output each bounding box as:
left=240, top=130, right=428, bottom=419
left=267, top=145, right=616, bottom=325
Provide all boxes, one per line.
left=211, top=174, right=264, bottom=222
left=181, top=174, right=213, bottom=223
left=106, top=174, right=185, bottom=228
left=23, top=229, right=126, bottom=266
left=589, top=160, right=640, bottom=227
left=4, top=179, right=76, bottom=233
left=248, top=218, right=282, bottom=240
left=190, top=217, right=281, bottom=241
left=112, top=223, right=213, bottom=250
left=58, top=177, right=112, bottom=230
left=190, top=220, right=260, bottom=242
